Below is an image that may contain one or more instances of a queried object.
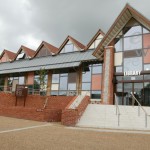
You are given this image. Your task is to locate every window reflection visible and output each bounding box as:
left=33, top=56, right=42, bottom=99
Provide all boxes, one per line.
left=115, top=38, right=123, bottom=52
left=124, top=26, right=142, bottom=37
left=124, top=57, right=142, bottom=71
left=124, top=35, right=142, bottom=50
left=144, top=64, right=150, bottom=71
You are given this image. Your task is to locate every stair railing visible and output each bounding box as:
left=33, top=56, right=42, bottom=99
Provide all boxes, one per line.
left=114, top=93, right=121, bottom=126
left=131, top=93, right=150, bottom=127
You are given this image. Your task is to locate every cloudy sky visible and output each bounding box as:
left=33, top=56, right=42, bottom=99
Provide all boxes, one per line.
left=0, top=0, right=149, bottom=53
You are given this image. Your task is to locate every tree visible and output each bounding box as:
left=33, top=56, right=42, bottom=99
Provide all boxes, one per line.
left=36, top=68, right=48, bottom=96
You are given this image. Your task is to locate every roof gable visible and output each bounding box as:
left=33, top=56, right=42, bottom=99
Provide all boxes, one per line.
left=14, top=45, right=35, bottom=60
left=33, top=41, right=58, bottom=57
left=93, top=4, right=150, bottom=60
left=58, top=36, right=85, bottom=53
left=0, top=49, right=16, bottom=62
left=86, top=29, right=105, bottom=50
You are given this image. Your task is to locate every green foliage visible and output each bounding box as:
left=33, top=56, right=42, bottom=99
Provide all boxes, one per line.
left=36, top=68, right=48, bottom=92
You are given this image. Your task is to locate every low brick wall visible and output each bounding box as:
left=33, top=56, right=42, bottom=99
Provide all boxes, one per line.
left=61, top=96, right=90, bottom=126
left=0, top=92, right=75, bottom=122
left=0, top=107, right=62, bottom=122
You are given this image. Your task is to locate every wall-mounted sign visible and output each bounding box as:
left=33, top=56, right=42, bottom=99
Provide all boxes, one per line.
left=124, top=71, right=141, bottom=76
left=15, top=84, right=28, bottom=107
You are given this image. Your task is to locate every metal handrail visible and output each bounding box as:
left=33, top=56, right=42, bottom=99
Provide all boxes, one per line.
left=114, top=93, right=121, bottom=126
left=131, top=93, right=150, bottom=127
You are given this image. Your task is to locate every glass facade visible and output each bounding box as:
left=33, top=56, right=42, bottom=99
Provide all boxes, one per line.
left=114, top=24, right=150, bottom=81
left=51, top=72, right=77, bottom=96
left=82, top=64, right=102, bottom=99
left=114, top=20, right=150, bottom=106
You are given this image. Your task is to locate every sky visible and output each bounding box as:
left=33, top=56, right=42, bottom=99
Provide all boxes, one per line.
left=0, top=0, right=150, bottom=53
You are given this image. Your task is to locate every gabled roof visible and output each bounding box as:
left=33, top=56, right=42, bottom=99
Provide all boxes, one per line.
left=0, top=49, right=16, bottom=61
left=14, top=45, right=35, bottom=60
left=33, top=41, right=59, bottom=57
left=93, top=4, right=150, bottom=60
left=85, top=29, right=105, bottom=50
left=58, top=36, right=85, bottom=53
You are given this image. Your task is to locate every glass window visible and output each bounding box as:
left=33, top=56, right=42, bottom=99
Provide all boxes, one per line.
left=116, top=76, right=123, bottom=81
left=59, top=76, right=68, bottom=90
left=123, top=75, right=143, bottom=81
left=124, top=35, right=142, bottom=50
left=68, top=83, right=76, bottom=90
left=143, top=28, right=150, bottom=34
left=144, top=64, right=150, bottom=71
left=19, top=76, right=25, bottom=84
left=8, top=77, right=13, bottom=86
left=65, top=44, right=74, bottom=53
left=124, top=26, right=142, bottom=37
left=51, top=84, right=59, bottom=90
left=51, top=91, right=58, bottom=96
left=143, top=34, right=150, bottom=48
left=116, top=83, right=123, bottom=92
left=115, top=38, right=123, bottom=52
left=124, top=50, right=142, bottom=58
left=82, top=83, right=91, bottom=90
left=82, top=67, right=91, bottom=82
left=144, top=75, right=150, bottom=80
left=0, top=77, right=4, bottom=91
left=52, top=74, right=59, bottom=83
left=34, top=75, right=40, bottom=90
left=59, top=91, right=67, bottom=96
left=92, top=64, right=102, bottom=74
left=115, top=66, right=122, bottom=72
left=124, top=57, right=142, bottom=71
left=91, top=91, right=101, bottom=99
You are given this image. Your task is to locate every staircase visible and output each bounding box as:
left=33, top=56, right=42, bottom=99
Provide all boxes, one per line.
left=76, top=104, right=150, bottom=130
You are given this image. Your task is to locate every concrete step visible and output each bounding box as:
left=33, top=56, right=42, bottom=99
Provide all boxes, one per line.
left=76, top=104, right=150, bottom=130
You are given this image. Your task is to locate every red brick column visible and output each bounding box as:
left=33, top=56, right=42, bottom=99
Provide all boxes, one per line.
left=101, top=46, right=114, bottom=104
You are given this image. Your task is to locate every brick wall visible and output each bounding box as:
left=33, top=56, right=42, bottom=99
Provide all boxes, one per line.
left=61, top=96, right=90, bottom=126
left=0, top=92, right=74, bottom=122
left=0, top=107, right=62, bottom=122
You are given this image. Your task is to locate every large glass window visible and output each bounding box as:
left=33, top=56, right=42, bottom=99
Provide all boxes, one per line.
left=51, top=72, right=77, bottom=96
left=114, top=23, right=150, bottom=75
left=82, top=63, right=102, bottom=99
left=124, top=26, right=142, bottom=37
left=0, top=77, right=5, bottom=91
left=60, top=40, right=78, bottom=53
left=124, top=57, right=142, bottom=71
left=124, top=35, right=142, bottom=50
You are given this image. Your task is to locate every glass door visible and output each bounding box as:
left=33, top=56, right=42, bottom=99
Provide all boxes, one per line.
left=123, top=83, right=143, bottom=105
left=143, top=82, right=150, bottom=106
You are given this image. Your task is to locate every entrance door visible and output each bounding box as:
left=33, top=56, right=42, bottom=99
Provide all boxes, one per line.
left=123, top=83, right=143, bottom=105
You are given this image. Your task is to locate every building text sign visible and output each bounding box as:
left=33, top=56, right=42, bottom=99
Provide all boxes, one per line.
left=124, top=71, right=141, bottom=76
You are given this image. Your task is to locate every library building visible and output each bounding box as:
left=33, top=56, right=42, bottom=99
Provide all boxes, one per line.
left=0, top=4, right=150, bottom=107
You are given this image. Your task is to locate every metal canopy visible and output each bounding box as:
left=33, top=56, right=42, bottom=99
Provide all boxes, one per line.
left=0, top=50, right=97, bottom=74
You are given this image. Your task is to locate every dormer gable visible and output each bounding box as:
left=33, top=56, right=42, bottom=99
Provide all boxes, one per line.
left=86, top=29, right=105, bottom=50
left=0, top=50, right=16, bottom=63
left=15, top=45, right=35, bottom=60
left=33, top=41, right=58, bottom=58
left=58, top=36, right=85, bottom=54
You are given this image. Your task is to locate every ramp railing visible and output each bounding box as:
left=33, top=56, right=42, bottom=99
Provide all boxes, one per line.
left=114, top=93, right=121, bottom=126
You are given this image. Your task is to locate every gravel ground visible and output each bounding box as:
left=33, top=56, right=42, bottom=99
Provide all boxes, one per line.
left=0, top=117, right=150, bottom=150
